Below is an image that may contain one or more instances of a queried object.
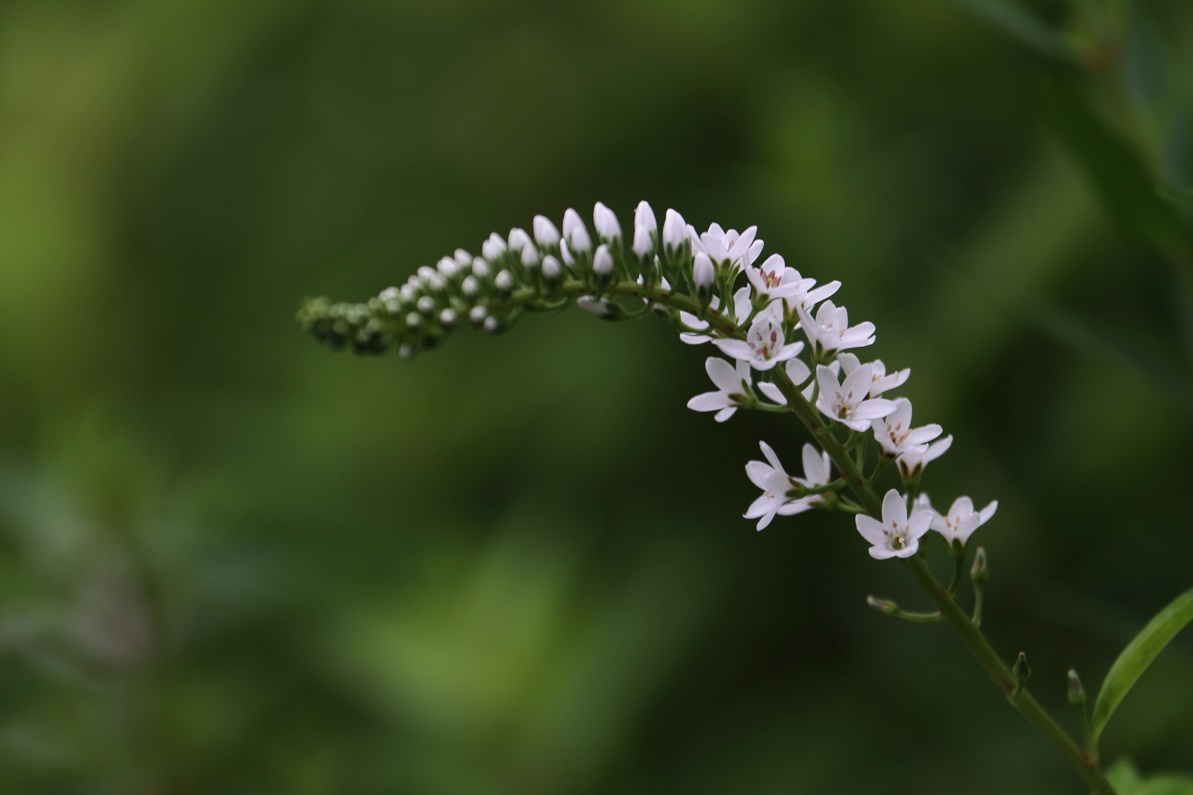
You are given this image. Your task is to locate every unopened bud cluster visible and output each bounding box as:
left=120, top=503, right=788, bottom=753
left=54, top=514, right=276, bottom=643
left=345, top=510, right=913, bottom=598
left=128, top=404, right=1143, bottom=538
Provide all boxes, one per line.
left=300, top=201, right=997, bottom=560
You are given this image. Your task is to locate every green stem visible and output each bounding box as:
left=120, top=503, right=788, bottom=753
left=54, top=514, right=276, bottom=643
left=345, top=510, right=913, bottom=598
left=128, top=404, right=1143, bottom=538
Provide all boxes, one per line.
left=761, top=365, right=1112, bottom=794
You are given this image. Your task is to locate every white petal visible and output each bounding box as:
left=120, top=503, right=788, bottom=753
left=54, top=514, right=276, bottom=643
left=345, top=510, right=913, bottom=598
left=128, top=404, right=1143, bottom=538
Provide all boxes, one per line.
left=687, top=392, right=732, bottom=413
left=881, top=489, right=908, bottom=527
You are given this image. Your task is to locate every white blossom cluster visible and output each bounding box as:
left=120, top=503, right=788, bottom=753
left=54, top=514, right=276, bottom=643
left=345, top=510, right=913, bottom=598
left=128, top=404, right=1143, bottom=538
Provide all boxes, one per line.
left=300, top=201, right=996, bottom=560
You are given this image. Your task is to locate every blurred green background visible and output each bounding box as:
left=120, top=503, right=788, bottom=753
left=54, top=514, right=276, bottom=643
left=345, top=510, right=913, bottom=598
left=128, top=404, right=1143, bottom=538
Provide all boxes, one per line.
left=2, top=0, right=1192, bottom=792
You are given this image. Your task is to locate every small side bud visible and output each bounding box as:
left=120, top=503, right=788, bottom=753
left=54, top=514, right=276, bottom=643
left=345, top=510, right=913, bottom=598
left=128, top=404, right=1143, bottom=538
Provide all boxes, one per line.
left=1012, top=651, right=1031, bottom=693
left=471, top=257, right=491, bottom=279
left=438, top=308, right=457, bottom=328
left=971, top=547, right=989, bottom=586
left=1066, top=669, right=1085, bottom=706
left=469, top=306, right=488, bottom=326
left=866, top=596, right=898, bottom=616
left=461, top=275, right=480, bottom=297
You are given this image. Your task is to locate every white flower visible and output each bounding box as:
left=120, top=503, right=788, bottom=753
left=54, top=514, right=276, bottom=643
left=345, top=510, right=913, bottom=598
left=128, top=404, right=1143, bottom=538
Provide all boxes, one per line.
left=593, top=202, right=621, bottom=242
left=743, top=254, right=803, bottom=302
left=815, top=364, right=897, bottom=431
left=930, top=497, right=998, bottom=547
left=533, top=215, right=561, bottom=248
left=679, top=286, right=752, bottom=345
left=855, top=489, right=933, bottom=559
left=837, top=353, right=909, bottom=398
left=687, top=357, right=752, bottom=422
left=799, top=301, right=876, bottom=356
left=698, top=223, right=763, bottom=270
left=744, top=254, right=840, bottom=311
left=713, top=305, right=805, bottom=371
left=897, top=435, right=953, bottom=479
left=756, top=358, right=814, bottom=405
left=744, top=442, right=833, bottom=530
left=871, top=398, right=942, bottom=457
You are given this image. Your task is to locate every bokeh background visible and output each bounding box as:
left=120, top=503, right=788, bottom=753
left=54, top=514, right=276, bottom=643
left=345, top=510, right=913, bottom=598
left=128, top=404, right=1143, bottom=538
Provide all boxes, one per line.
left=2, top=0, right=1192, bottom=792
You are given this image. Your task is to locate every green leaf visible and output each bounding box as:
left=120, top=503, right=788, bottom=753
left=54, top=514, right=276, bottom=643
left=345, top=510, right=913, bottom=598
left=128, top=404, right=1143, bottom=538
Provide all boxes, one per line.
left=1091, top=587, right=1193, bottom=744
left=950, top=0, right=1076, bottom=62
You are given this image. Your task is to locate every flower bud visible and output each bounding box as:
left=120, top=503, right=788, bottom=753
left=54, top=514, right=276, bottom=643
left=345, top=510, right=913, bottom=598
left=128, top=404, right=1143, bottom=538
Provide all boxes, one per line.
left=692, top=251, right=715, bottom=299
left=453, top=249, right=472, bottom=266
left=405, top=312, right=422, bottom=329
left=521, top=245, right=541, bottom=270
left=971, top=547, right=989, bottom=586
left=533, top=215, right=561, bottom=248
left=439, top=308, right=457, bottom=327
left=635, top=200, right=656, bottom=234
left=461, top=275, right=480, bottom=297
left=593, top=201, right=621, bottom=243
left=417, top=266, right=436, bottom=282
left=541, top=255, right=563, bottom=286
left=568, top=224, right=592, bottom=255
left=436, top=257, right=459, bottom=279
left=593, top=244, right=614, bottom=282
left=1066, top=669, right=1085, bottom=706
left=632, top=225, right=654, bottom=261
left=482, top=233, right=507, bottom=262
left=508, top=227, right=532, bottom=252
left=663, top=208, right=691, bottom=269
left=469, top=306, right=488, bottom=326
left=495, top=270, right=514, bottom=296
left=471, top=257, right=491, bottom=279
left=560, top=238, right=575, bottom=267
left=562, top=208, right=591, bottom=254
left=1012, top=651, right=1031, bottom=690
left=416, top=295, right=436, bottom=315
left=866, top=596, right=899, bottom=616
left=482, top=315, right=501, bottom=334
left=577, top=296, right=624, bottom=320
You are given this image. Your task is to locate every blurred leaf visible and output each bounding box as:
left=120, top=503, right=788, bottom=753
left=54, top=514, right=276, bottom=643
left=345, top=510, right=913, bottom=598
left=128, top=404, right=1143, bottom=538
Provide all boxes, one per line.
left=1108, top=758, right=1145, bottom=794
left=950, top=0, right=1076, bottom=62
left=1092, top=587, right=1193, bottom=744
left=1041, top=75, right=1193, bottom=266
left=1015, top=293, right=1193, bottom=412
